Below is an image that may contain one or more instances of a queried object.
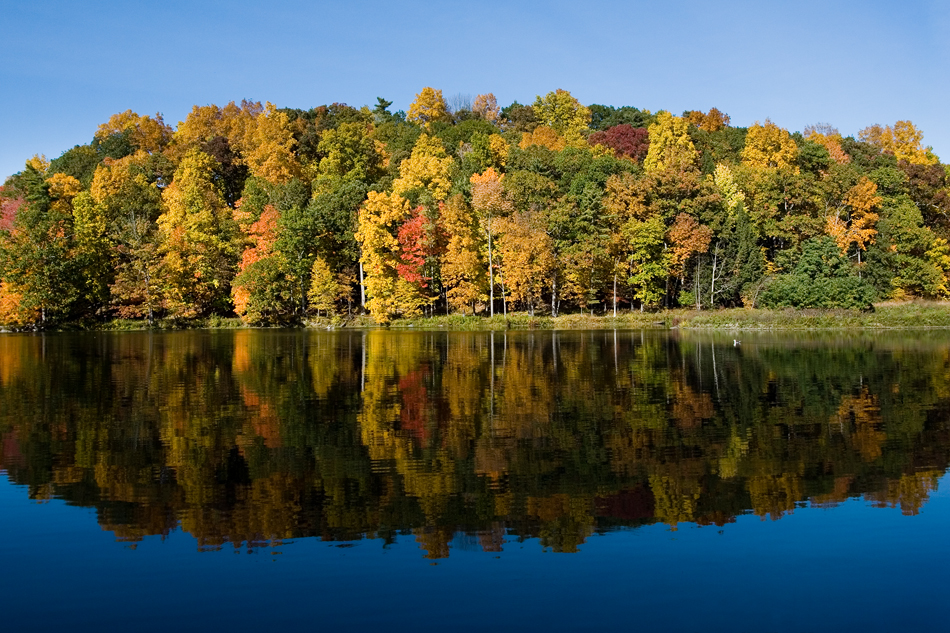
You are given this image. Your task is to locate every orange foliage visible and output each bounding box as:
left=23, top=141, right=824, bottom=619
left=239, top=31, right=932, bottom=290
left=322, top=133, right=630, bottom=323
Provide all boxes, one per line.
left=519, top=125, right=565, bottom=151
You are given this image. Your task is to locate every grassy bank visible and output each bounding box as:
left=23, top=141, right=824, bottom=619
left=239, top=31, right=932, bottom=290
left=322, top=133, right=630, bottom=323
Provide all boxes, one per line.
left=5, top=302, right=950, bottom=333
left=390, top=302, right=950, bottom=331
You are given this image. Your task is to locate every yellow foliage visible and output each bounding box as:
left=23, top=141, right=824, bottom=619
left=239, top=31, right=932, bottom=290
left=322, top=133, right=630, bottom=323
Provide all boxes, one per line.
left=25, top=154, right=49, bottom=173
left=243, top=102, right=301, bottom=185
left=172, top=100, right=262, bottom=158
left=495, top=212, right=555, bottom=310
left=89, top=151, right=155, bottom=205
left=46, top=173, right=82, bottom=207
left=710, top=163, right=745, bottom=214
left=643, top=112, right=698, bottom=173
left=439, top=195, right=486, bottom=313
left=158, top=149, right=236, bottom=318
left=308, top=257, right=341, bottom=316
left=519, top=125, right=565, bottom=152
left=0, top=281, right=37, bottom=326
left=532, top=89, right=591, bottom=143
left=354, top=191, right=422, bottom=322
left=95, top=110, right=172, bottom=154
left=686, top=107, right=730, bottom=132
left=407, top=87, right=448, bottom=128
left=741, top=119, right=799, bottom=171
left=859, top=120, right=938, bottom=165
left=488, top=134, right=509, bottom=168
left=392, top=134, right=453, bottom=201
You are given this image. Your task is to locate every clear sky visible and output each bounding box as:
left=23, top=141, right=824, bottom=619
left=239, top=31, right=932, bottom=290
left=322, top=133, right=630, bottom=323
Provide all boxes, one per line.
left=2, top=0, right=948, bottom=180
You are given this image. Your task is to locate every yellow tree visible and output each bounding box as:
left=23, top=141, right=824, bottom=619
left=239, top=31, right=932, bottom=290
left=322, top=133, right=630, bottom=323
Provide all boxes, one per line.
left=242, top=102, right=301, bottom=185
left=741, top=119, right=799, bottom=171
left=392, top=134, right=453, bottom=202
left=407, top=87, right=448, bottom=129
left=171, top=100, right=262, bottom=159
left=158, top=149, right=237, bottom=318
left=95, top=110, right=173, bottom=154
left=643, top=112, right=698, bottom=174
left=685, top=107, right=731, bottom=132
left=532, top=89, right=591, bottom=144
left=470, top=168, right=514, bottom=316
left=859, top=120, right=938, bottom=165
left=308, top=257, right=341, bottom=316
left=354, top=191, right=423, bottom=322
left=826, top=176, right=880, bottom=267
left=518, top=126, right=566, bottom=152
left=439, top=195, right=486, bottom=313
left=494, top=212, right=555, bottom=314
left=710, top=163, right=746, bottom=216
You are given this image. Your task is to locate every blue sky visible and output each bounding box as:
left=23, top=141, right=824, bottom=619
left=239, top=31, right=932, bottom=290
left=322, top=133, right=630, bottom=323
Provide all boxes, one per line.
left=2, top=0, right=947, bottom=180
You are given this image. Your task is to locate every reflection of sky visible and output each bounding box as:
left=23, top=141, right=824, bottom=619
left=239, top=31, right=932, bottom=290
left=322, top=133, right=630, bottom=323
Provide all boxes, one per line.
left=2, top=1, right=949, bottom=180
left=2, top=472, right=948, bottom=633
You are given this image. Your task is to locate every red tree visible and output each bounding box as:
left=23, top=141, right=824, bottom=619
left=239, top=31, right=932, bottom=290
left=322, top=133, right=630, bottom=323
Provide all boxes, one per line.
left=589, top=124, right=650, bottom=161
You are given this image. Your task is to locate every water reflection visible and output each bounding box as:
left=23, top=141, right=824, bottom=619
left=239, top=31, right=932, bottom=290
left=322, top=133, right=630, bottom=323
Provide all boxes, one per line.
left=0, top=329, right=948, bottom=557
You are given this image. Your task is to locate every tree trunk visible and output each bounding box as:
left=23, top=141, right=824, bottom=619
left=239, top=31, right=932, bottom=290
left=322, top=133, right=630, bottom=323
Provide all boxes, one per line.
left=487, top=230, right=495, bottom=318
left=613, top=270, right=617, bottom=317
left=359, top=260, right=365, bottom=309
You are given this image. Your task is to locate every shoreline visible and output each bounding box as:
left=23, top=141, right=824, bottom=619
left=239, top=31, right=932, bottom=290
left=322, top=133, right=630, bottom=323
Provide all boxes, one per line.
left=4, top=302, right=950, bottom=333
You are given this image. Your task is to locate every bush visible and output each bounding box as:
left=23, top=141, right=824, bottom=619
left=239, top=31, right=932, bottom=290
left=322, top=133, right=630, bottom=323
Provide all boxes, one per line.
left=758, top=237, right=876, bottom=310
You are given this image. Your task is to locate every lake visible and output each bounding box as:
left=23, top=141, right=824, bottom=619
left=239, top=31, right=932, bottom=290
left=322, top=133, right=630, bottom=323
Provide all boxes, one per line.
left=1, top=328, right=948, bottom=632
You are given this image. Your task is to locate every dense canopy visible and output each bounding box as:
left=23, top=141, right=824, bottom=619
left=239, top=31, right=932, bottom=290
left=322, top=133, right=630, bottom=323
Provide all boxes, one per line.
left=1, top=88, right=947, bottom=327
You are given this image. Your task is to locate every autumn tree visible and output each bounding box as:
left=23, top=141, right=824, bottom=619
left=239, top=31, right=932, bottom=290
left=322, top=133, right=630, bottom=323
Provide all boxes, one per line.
left=243, top=103, right=301, bottom=185
left=392, top=133, right=454, bottom=202
left=859, top=121, right=938, bottom=165
left=470, top=168, right=514, bottom=316
left=315, top=121, right=383, bottom=185
left=685, top=107, right=731, bottom=132
left=494, top=211, right=555, bottom=314
left=519, top=126, right=566, bottom=152
left=95, top=110, right=173, bottom=155
left=588, top=124, right=649, bottom=161
left=0, top=162, right=81, bottom=325
left=644, top=112, right=698, bottom=173
left=471, top=93, right=501, bottom=123
left=741, top=119, right=799, bottom=171
left=439, top=195, right=486, bottom=314
left=157, top=149, right=237, bottom=318
left=355, top=191, right=424, bottom=322
left=308, top=257, right=341, bottom=316
left=804, top=124, right=850, bottom=165
left=232, top=204, right=295, bottom=323
left=826, top=176, right=880, bottom=267
left=532, top=89, right=591, bottom=144
left=407, top=87, right=448, bottom=129
left=667, top=212, right=712, bottom=287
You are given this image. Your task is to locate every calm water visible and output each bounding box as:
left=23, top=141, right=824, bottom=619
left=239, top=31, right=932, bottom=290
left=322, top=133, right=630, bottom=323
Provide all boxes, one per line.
left=1, top=329, right=949, bottom=631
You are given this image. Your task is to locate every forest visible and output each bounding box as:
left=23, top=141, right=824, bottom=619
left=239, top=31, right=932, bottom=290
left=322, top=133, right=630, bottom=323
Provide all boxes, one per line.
left=1, top=88, right=948, bottom=327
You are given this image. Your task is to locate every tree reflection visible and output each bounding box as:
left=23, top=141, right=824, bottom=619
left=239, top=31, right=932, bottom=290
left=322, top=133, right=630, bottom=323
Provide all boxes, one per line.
left=0, top=329, right=948, bottom=557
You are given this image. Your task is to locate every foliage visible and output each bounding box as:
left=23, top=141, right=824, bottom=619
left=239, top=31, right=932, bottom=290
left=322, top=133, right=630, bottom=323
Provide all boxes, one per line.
left=2, top=92, right=949, bottom=326
left=588, top=124, right=649, bottom=161
left=407, top=87, right=448, bottom=129
left=759, top=237, right=876, bottom=309
left=644, top=112, right=698, bottom=173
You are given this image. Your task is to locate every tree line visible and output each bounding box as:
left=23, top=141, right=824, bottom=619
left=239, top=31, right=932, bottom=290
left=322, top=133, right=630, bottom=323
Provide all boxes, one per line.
left=1, top=89, right=948, bottom=327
